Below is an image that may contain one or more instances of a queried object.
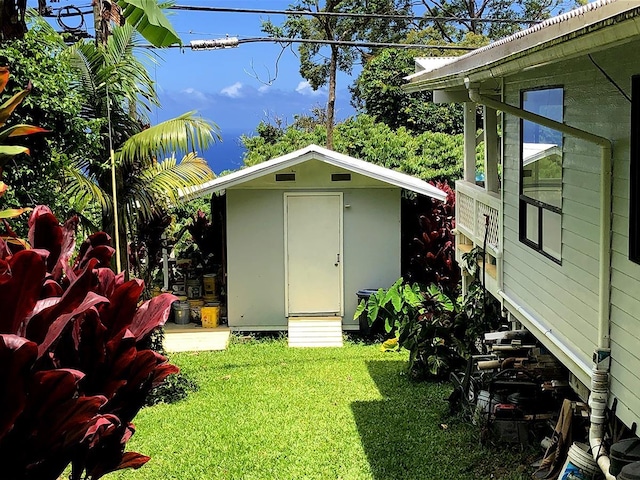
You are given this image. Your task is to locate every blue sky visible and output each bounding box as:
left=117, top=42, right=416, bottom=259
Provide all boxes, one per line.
left=32, top=0, right=359, bottom=171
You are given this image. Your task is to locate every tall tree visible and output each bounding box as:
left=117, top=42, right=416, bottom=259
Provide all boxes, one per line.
left=66, top=24, right=219, bottom=274
left=262, top=0, right=412, bottom=149
left=351, top=32, right=489, bottom=134
left=419, top=0, right=584, bottom=41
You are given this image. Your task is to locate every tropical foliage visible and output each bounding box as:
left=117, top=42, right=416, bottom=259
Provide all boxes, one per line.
left=402, top=180, right=459, bottom=294
left=351, top=48, right=464, bottom=134
left=262, top=0, right=413, bottom=148
left=0, top=17, right=102, bottom=229
left=1, top=0, right=180, bottom=47
left=243, top=113, right=471, bottom=184
left=419, top=0, right=584, bottom=41
left=64, top=24, right=219, bottom=272
left=0, top=206, right=178, bottom=479
left=0, top=67, right=47, bottom=221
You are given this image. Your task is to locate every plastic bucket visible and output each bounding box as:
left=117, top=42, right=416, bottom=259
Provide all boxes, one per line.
left=172, top=301, right=190, bottom=325
left=188, top=299, right=205, bottom=322
left=559, top=442, right=603, bottom=480
left=473, top=390, right=506, bottom=424
left=186, top=278, right=201, bottom=299
left=201, top=302, right=220, bottom=328
left=203, top=293, right=218, bottom=302
left=203, top=274, right=216, bottom=296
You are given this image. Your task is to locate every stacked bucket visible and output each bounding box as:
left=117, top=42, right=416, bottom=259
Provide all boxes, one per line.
left=201, top=274, right=220, bottom=328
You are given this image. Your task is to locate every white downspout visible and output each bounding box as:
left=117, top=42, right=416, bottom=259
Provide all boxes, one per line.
left=466, top=84, right=615, bottom=479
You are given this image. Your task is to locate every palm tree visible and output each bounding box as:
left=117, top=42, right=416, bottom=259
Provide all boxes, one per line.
left=65, top=23, right=220, bottom=274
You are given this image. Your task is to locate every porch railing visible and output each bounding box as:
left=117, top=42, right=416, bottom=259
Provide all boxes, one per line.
left=455, top=180, right=502, bottom=257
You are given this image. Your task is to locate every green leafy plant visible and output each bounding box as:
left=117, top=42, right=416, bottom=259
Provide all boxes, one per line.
left=354, top=278, right=464, bottom=379
left=0, top=67, right=47, bottom=221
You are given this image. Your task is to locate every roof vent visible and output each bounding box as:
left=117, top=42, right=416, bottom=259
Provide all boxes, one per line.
left=331, top=173, right=351, bottom=182
left=276, top=173, right=296, bottom=182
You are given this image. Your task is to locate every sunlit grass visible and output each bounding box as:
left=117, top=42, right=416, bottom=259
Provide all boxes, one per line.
left=109, top=336, right=534, bottom=480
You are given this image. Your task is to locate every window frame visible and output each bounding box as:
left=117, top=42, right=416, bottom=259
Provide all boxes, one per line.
left=518, top=86, right=564, bottom=264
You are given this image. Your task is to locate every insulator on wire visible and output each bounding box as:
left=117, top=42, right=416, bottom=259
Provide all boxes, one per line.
left=190, top=37, right=239, bottom=50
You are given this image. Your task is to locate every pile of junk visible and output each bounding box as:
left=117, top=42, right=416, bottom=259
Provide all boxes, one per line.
left=168, top=260, right=224, bottom=329
left=448, top=329, right=640, bottom=480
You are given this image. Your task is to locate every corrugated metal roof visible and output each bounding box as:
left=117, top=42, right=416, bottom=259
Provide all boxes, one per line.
left=407, top=0, right=639, bottom=85
left=179, top=144, right=447, bottom=201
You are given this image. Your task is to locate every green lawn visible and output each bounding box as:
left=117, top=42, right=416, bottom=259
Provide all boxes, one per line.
left=110, top=336, right=534, bottom=480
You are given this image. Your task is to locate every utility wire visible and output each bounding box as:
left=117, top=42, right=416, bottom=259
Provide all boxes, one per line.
left=169, top=5, right=542, bottom=24
left=186, top=37, right=476, bottom=51
left=47, top=4, right=542, bottom=25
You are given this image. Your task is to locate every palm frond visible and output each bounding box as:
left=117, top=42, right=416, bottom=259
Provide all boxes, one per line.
left=62, top=165, right=113, bottom=218
left=116, top=112, right=221, bottom=167
left=121, top=152, right=214, bottom=221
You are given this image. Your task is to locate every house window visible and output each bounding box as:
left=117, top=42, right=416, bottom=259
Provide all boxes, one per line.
left=520, top=87, right=563, bottom=262
left=630, top=76, right=640, bottom=263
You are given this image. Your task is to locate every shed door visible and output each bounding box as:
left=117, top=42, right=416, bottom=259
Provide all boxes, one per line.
left=285, top=193, right=343, bottom=316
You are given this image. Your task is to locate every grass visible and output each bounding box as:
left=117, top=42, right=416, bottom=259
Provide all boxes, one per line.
left=110, top=336, right=536, bottom=480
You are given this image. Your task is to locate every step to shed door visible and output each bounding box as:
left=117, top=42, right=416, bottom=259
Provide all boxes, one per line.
left=288, top=317, right=343, bottom=348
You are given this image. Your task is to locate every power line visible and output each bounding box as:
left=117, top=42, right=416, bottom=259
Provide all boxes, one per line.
left=169, top=5, right=542, bottom=25
left=186, top=37, right=476, bottom=51
left=46, top=4, right=542, bottom=25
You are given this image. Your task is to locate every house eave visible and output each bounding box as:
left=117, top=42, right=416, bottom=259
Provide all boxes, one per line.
left=404, top=1, right=640, bottom=93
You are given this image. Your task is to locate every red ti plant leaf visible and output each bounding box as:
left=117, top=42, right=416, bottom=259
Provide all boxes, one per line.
left=83, top=422, right=150, bottom=480
left=0, top=123, right=49, bottom=139
left=0, top=67, right=9, bottom=93
left=26, top=258, right=101, bottom=343
left=36, top=291, right=108, bottom=360
left=0, top=334, right=37, bottom=440
left=74, top=232, right=115, bottom=271
left=28, top=206, right=62, bottom=273
left=98, top=279, right=144, bottom=335
left=27, top=206, right=79, bottom=280
left=0, top=250, right=46, bottom=334
left=128, top=292, right=177, bottom=342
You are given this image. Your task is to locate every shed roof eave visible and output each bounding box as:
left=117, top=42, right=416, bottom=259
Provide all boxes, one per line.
left=178, top=144, right=447, bottom=202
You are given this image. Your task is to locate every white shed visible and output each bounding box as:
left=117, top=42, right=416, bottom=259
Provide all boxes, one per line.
left=181, top=144, right=446, bottom=346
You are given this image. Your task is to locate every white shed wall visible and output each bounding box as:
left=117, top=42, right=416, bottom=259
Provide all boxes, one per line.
left=225, top=161, right=401, bottom=330
left=501, top=39, right=640, bottom=427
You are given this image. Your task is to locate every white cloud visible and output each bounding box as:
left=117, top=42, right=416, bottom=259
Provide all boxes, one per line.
left=258, top=85, right=271, bottom=94
left=221, top=82, right=244, bottom=98
left=180, top=87, right=207, bottom=102
left=295, top=80, right=324, bottom=97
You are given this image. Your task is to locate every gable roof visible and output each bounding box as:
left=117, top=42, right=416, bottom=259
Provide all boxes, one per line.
left=405, top=0, right=640, bottom=92
left=179, top=144, right=447, bottom=202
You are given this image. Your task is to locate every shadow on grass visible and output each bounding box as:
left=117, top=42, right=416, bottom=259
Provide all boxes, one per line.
left=351, top=360, right=520, bottom=480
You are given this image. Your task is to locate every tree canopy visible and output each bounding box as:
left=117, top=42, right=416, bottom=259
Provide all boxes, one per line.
left=262, top=0, right=413, bottom=148
left=419, top=0, right=584, bottom=41
left=242, top=113, right=470, bottom=184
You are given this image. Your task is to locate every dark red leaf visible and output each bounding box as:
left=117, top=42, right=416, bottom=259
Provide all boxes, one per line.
left=128, top=293, right=177, bottom=342
left=0, top=250, right=47, bottom=334
left=0, top=334, right=37, bottom=439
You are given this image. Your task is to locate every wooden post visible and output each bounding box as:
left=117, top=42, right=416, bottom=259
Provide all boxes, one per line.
left=463, top=102, right=477, bottom=183
left=483, top=106, right=499, bottom=193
